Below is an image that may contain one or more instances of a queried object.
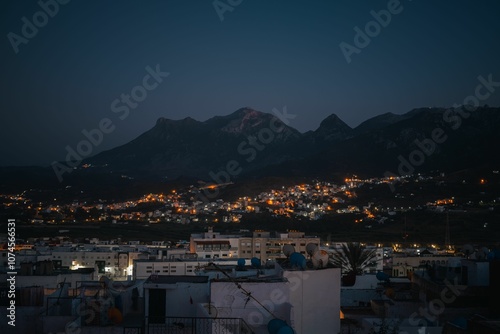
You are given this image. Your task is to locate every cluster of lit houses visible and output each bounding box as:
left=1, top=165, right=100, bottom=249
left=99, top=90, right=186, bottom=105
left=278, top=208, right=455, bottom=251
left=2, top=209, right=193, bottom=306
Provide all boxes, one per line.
left=1, top=174, right=454, bottom=227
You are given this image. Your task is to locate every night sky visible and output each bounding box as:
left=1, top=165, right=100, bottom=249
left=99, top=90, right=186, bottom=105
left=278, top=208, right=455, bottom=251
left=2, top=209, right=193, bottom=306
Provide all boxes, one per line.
left=1, top=0, right=500, bottom=166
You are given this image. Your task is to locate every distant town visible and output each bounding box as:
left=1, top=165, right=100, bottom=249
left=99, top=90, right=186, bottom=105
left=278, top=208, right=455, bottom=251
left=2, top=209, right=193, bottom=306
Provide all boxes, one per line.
left=1, top=172, right=499, bottom=333
left=2, top=172, right=497, bottom=226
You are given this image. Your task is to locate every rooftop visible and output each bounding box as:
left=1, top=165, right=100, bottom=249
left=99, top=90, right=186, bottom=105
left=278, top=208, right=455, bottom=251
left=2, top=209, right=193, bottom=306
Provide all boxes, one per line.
left=145, top=275, right=209, bottom=284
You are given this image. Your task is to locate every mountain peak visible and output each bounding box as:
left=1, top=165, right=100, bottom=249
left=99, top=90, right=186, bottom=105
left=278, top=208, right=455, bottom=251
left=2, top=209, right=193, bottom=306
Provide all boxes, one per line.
left=155, top=116, right=199, bottom=126
left=317, top=113, right=352, bottom=132
left=319, top=113, right=348, bottom=127
left=156, top=117, right=170, bottom=125
left=231, top=107, right=265, bottom=118
left=312, top=113, right=353, bottom=142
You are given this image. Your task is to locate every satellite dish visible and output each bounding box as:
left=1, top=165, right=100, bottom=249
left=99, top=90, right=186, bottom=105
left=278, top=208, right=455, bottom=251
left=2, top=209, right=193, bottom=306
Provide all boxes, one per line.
left=107, top=307, right=123, bottom=324
left=376, top=271, right=390, bottom=281
left=289, top=252, right=306, bottom=270
left=237, top=258, right=246, bottom=270
left=268, top=319, right=287, bottom=334
left=251, top=257, right=261, bottom=268
left=267, top=319, right=295, bottom=334
left=306, top=243, right=318, bottom=257
left=461, top=244, right=474, bottom=258
left=311, top=250, right=329, bottom=269
left=277, top=326, right=294, bottom=334
left=283, top=245, right=295, bottom=257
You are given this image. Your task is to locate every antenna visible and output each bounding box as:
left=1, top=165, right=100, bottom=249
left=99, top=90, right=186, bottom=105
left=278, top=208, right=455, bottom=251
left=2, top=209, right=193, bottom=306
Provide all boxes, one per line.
left=403, top=215, right=408, bottom=243
left=445, top=211, right=451, bottom=249
left=207, top=262, right=279, bottom=319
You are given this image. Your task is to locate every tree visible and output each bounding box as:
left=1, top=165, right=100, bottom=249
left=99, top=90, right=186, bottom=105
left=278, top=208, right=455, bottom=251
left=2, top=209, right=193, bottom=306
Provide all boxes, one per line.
left=329, top=242, right=377, bottom=275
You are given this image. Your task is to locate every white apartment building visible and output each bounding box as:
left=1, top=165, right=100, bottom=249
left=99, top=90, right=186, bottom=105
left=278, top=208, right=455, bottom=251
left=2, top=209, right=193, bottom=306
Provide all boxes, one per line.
left=134, top=259, right=198, bottom=279
left=189, top=227, right=240, bottom=259
left=235, top=230, right=320, bottom=262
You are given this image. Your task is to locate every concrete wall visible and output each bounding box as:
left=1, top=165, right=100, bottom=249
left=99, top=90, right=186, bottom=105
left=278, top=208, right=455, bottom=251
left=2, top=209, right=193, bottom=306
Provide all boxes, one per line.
left=462, top=260, right=490, bottom=286
left=211, top=281, right=291, bottom=334
left=284, top=268, right=341, bottom=334
left=145, top=282, right=209, bottom=318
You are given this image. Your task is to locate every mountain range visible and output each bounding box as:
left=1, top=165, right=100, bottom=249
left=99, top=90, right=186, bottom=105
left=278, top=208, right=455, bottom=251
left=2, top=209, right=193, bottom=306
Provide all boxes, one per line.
left=86, top=106, right=500, bottom=179
left=1, top=106, right=499, bottom=194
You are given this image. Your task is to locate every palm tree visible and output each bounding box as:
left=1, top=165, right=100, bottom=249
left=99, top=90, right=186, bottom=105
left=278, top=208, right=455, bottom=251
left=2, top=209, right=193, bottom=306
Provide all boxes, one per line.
left=329, top=242, right=377, bottom=275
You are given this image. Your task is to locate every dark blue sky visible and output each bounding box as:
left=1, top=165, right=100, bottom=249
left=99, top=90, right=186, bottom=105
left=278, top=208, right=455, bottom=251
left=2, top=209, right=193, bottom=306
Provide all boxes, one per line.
left=1, top=0, right=499, bottom=166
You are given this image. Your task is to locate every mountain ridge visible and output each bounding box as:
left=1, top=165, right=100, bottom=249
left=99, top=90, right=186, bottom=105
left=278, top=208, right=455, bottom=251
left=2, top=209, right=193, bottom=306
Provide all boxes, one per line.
left=1, top=106, right=499, bottom=193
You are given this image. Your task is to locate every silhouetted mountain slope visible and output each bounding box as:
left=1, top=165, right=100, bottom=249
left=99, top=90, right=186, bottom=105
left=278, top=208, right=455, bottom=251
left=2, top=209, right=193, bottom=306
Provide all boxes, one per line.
left=86, top=108, right=302, bottom=178
left=2, top=106, right=499, bottom=195
left=253, top=106, right=500, bottom=178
